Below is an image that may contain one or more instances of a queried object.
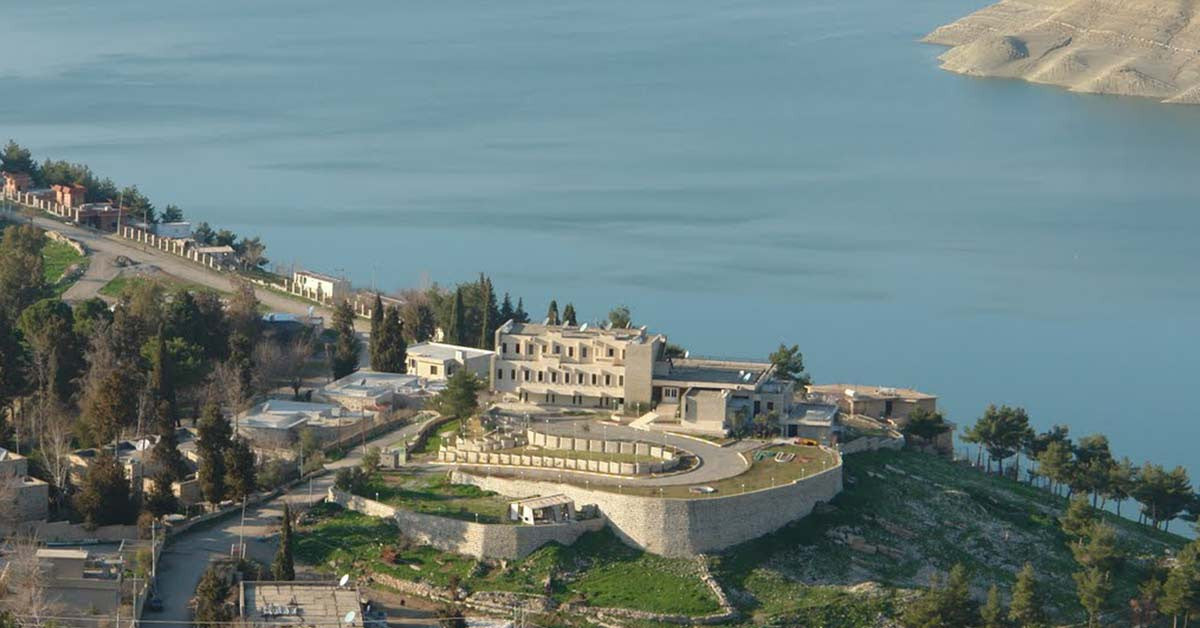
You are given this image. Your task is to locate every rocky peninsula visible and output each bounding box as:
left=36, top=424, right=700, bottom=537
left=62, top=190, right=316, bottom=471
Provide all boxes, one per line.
left=924, top=0, right=1200, bottom=103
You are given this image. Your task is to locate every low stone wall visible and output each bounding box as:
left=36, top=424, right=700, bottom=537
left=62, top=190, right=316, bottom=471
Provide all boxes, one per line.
left=44, top=229, right=86, bottom=256
left=328, top=488, right=606, bottom=560
left=453, top=460, right=843, bottom=558
left=23, top=520, right=141, bottom=542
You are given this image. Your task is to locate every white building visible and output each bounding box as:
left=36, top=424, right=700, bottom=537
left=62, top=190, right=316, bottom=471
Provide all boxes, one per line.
left=318, top=369, right=423, bottom=411
left=406, top=342, right=494, bottom=381
left=290, top=269, right=350, bottom=306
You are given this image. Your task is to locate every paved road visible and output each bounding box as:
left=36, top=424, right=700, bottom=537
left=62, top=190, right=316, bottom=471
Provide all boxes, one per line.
left=2, top=205, right=368, bottom=331
left=149, top=416, right=437, bottom=627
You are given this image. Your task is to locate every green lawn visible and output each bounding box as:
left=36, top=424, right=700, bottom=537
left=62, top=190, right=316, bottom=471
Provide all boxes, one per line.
left=370, top=469, right=514, bottom=524
left=711, top=449, right=1187, bottom=626
left=411, top=418, right=462, bottom=455
left=99, top=274, right=224, bottom=299
left=42, top=238, right=86, bottom=286
left=297, top=503, right=721, bottom=616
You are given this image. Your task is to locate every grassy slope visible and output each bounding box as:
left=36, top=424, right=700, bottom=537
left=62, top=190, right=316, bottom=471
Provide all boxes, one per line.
left=99, top=273, right=224, bottom=298
left=42, top=238, right=85, bottom=286
left=714, top=449, right=1186, bottom=626
left=371, top=469, right=514, bottom=523
left=296, top=503, right=721, bottom=616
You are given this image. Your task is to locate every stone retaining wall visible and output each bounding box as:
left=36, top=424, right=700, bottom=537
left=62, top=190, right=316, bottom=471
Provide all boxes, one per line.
left=838, top=432, right=905, bottom=455
left=439, top=428, right=683, bottom=476
left=328, top=488, right=606, bottom=560
left=453, top=459, right=843, bottom=558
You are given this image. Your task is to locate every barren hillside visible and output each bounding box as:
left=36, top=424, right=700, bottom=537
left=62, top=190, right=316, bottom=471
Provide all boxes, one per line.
left=924, top=0, right=1200, bottom=103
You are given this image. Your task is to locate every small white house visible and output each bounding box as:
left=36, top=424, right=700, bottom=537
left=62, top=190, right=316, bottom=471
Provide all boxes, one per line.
left=406, top=342, right=495, bottom=382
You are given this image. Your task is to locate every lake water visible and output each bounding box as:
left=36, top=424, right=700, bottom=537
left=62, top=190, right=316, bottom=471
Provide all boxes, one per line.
left=3, top=1, right=1198, bottom=475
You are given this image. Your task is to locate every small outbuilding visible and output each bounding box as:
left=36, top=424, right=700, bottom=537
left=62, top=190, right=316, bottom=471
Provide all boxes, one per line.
left=508, top=494, right=575, bottom=525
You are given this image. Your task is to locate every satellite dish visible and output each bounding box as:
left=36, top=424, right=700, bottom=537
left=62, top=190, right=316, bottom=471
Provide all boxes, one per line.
left=338, top=574, right=350, bottom=588
left=343, top=611, right=357, bottom=625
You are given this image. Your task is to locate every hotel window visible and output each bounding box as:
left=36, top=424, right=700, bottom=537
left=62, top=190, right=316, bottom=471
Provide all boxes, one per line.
left=524, top=370, right=531, bottom=381
left=542, top=345, right=548, bottom=355
left=619, top=375, right=624, bottom=386
left=511, top=369, right=516, bottom=380
left=591, top=374, right=597, bottom=385
left=578, top=373, right=584, bottom=384
left=605, top=374, right=612, bottom=386
left=537, top=371, right=544, bottom=382
left=568, top=346, right=574, bottom=357
left=622, top=350, right=626, bottom=359
left=514, top=343, right=520, bottom=354
left=554, top=345, right=561, bottom=354
left=430, top=365, right=439, bottom=375
left=497, top=369, right=503, bottom=380
left=502, top=343, right=508, bottom=354
left=607, top=348, right=614, bottom=357
left=664, top=387, right=679, bottom=400
left=581, top=347, right=588, bottom=358
left=767, top=402, right=775, bottom=411
left=551, top=372, right=558, bottom=383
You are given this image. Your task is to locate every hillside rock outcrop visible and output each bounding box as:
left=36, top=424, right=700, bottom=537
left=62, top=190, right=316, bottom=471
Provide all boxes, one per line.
left=924, top=0, right=1200, bottom=103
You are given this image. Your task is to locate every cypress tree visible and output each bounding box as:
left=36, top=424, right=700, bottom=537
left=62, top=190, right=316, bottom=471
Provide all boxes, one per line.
left=514, top=298, right=529, bottom=323
left=374, top=306, right=407, bottom=373
left=196, top=402, right=231, bottom=506
left=562, top=303, right=577, bottom=326
left=369, top=293, right=384, bottom=370
left=224, top=437, right=257, bottom=501
left=148, top=329, right=187, bottom=480
left=498, top=292, right=515, bottom=324
left=546, top=300, right=560, bottom=326
left=478, top=277, right=497, bottom=349
left=272, top=502, right=295, bottom=580
left=331, top=300, right=360, bottom=380
left=447, top=288, right=466, bottom=346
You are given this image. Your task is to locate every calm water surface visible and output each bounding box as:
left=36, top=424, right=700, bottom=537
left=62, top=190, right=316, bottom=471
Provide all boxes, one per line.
left=2, top=1, right=1198, bottom=474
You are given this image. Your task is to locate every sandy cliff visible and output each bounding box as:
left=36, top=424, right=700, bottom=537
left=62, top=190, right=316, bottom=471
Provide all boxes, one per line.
left=924, top=0, right=1200, bottom=103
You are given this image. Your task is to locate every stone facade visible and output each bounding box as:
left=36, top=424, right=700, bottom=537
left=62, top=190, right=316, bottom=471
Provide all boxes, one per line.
left=328, top=488, right=606, bottom=560
left=453, top=460, right=843, bottom=558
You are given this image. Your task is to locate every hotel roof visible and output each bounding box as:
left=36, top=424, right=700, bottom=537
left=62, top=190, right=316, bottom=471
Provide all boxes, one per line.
left=408, top=342, right=494, bottom=361
left=500, top=320, right=652, bottom=342
left=241, top=581, right=362, bottom=626
left=656, top=358, right=773, bottom=387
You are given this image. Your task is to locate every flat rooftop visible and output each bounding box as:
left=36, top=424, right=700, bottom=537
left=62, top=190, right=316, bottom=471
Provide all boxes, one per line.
left=787, top=402, right=839, bottom=426
left=500, top=320, right=650, bottom=342
left=408, top=341, right=495, bottom=361
left=324, top=369, right=421, bottom=396
left=657, top=358, right=771, bottom=386
left=808, top=384, right=936, bottom=401
left=240, top=400, right=344, bottom=430
left=242, top=581, right=362, bottom=626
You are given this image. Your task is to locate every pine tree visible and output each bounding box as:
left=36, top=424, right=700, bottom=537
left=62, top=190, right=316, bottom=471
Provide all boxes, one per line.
left=447, top=288, right=466, bottom=346
left=432, top=370, right=483, bottom=419
left=193, top=564, right=233, bottom=624
left=514, top=298, right=529, bottom=323
left=75, top=453, right=135, bottom=527
left=1073, top=568, right=1112, bottom=627
left=330, top=300, right=360, bottom=380
left=1060, top=495, right=1095, bottom=540
left=373, top=306, right=407, bottom=373
left=981, top=584, right=1006, bottom=628
left=224, top=437, right=257, bottom=501
left=272, top=502, right=295, bottom=580
left=562, top=303, right=577, bottom=326
left=369, top=293, right=384, bottom=370
left=1162, top=541, right=1200, bottom=627
left=196, top=402, right=232, bottom=506
left=546, top=300, right=560, bottom=325
left=901, top=564, right=980, bottom=628
left=144, top=472, right=179, bottom=517
left=1008, top=563, right=1045, bottom=627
